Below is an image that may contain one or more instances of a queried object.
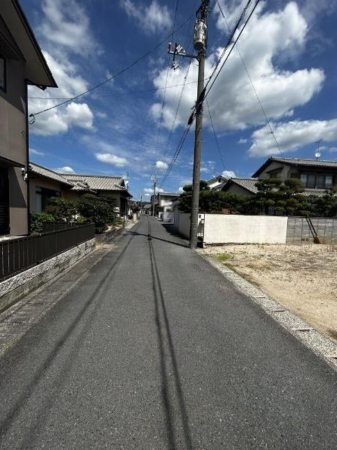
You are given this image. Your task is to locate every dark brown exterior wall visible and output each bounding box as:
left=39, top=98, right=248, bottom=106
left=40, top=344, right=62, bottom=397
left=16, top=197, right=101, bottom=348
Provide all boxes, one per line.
left=0, top=55, right=28, bottom=235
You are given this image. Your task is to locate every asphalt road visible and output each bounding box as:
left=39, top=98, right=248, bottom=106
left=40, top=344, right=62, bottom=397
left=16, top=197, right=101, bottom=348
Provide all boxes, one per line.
left=1, top=216, right=337, bottom=449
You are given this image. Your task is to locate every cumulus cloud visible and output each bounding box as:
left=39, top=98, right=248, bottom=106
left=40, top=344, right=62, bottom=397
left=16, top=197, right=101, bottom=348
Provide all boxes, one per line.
left=40, top=0, right=100, bottom=55
left=96, top=153, right=128, bottom=167
left=150, top=3, right=324, bottom=132
left=222, top=170, right=236, bottom=178
left=120, top=0, right=172, bottom=34
left=56, top=166, right=75, bottom=173
left=248, top=119, right=337, bottom=157
left=28, top=52, right=94, bottom=135
left=156, top=161, right=169, bottom=170
left=66, top=103, right=94, bottom=129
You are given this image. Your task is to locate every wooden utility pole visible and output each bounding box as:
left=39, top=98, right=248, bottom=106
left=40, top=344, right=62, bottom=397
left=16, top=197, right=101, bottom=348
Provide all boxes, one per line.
left=189, top=0, right=209, bottom=249
left=167, top=0, right=209, bottom=248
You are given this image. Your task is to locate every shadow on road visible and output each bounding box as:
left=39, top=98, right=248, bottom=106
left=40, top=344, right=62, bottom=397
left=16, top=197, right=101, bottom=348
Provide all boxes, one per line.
left=0, top=224, right=139, bottom=449
left=130, top=224, right=189, bottom=249
left=147, top=219, right=193, bottom=450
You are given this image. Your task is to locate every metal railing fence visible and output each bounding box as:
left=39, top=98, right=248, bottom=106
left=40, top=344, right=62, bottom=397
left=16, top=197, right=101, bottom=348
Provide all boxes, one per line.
left=0, top=224, right=95, bottom=282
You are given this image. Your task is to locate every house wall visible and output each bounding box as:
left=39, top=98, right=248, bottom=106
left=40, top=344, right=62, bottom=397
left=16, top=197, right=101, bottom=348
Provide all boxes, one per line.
left=29, top=178, right=65, bottom=213
left=0, top=59, right=26, bottom=166
left=8, top=167, right=28, bottom=235
left=0, top=54, right=28, bottom=235
left=203, top=215, right=288, bottom=245
left=257, top=162, right=290, bottom=180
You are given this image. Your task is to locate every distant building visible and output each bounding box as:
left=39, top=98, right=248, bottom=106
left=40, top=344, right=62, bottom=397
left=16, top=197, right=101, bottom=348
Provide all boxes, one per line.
left=0, top=0, right=57, bottom=236
left=252, top=157, right=337, bottom=196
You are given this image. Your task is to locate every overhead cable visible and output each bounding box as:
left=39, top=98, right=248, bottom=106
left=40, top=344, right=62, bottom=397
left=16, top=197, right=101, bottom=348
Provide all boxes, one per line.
left=29, top=12, right=195, bottom=119
left=216, top=1, right=284, bottom=158
left=206, top=98, right=226, bottom=171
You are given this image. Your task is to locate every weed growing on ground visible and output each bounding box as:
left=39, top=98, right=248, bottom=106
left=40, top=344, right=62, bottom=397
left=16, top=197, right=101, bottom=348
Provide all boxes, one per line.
left=216, top=253, right=232, bottom=263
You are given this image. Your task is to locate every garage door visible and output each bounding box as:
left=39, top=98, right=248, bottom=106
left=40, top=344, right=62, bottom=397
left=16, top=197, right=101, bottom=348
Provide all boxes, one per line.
left=0, top=167, right=10, bottom=234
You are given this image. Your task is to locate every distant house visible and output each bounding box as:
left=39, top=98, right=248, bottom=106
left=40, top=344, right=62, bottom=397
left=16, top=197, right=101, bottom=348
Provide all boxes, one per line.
left=0, top=0, right=57, bottom=236
left=29, top=163, right=91, bottom=213
left=252, top=157, right=337, bottom=195
left=151, top=192, right=180, bottom=218
left=63, top=174, right=132, bottom=216
left=221, top=177, right=259, bottom=197
left=207, top=175, right=227, bottom=190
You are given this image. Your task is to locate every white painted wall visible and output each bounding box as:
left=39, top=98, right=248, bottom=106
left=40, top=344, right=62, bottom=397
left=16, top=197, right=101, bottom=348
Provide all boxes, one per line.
left=173, top=212, right=205, bottom=239
left=203, top=215, right=288, bottom=244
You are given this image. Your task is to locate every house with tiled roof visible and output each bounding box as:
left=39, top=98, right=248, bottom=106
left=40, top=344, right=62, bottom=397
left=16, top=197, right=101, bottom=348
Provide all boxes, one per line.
left=63, top=174, right=132, bottom=216
left=221, top=177, right=259, bottom=197
left=29, top=163, right=132, bottom=217
left=252, top=157, right=337, bottom=195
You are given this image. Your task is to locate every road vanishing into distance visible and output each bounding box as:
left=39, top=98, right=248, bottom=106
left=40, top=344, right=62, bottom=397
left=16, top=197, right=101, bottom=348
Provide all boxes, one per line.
left=1, top=216, right=337, bottom=449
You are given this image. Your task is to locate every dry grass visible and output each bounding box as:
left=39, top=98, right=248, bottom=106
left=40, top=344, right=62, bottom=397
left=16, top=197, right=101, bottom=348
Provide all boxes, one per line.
left=205, top=244, right=337, bottom=343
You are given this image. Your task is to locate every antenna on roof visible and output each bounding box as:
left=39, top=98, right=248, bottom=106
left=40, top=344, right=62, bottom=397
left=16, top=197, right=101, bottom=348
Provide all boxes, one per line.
left=315, top=140, right=321, bottom=159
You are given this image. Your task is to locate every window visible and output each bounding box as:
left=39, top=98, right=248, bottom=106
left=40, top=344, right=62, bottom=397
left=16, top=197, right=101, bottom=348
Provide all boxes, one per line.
left=300, top=173, right=334, bottom=189
left=36, top=187, right=61, bottom=212
left=268, top=169, right=282, bottom=179
left=0, top=56, right=6, bottom=91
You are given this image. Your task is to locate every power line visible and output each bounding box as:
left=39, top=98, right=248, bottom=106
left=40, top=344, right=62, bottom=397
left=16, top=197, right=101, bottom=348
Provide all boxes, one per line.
left=204, top=0, right=261, bottom=101
left=28, top=78, right=211, bottom=100
left=29, top=12, right=195, bottom=119
left=159, top=123, right=192, bottom=188
left=206, top=98, right=226, bottom=171
left=216, top=1, right=284, bottom=158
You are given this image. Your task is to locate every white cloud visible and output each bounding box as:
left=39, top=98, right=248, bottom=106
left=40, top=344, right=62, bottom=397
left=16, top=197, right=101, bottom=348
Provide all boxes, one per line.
left=143, top=187, right=164, bottom=194
left=238, top=138, right=247, bottom=144
left=95, top=153, right=128, bottom=167
left=56, top=166, right=75, bottom=173
left=150, top=3, right=324, bottom=132
left=96, top=111, right=108, bottom=119
left=30, top=148, right=45, bottom=156
left=28, top=52, right=94, bottom=136
left=66, top=103, right=94, bottom=130
left=156, top=161, right=168, bottom=170
left=248, top=119, right=337, bottom=157
left=40, top=0, right=100, bottom=55
left=222, top=170, right=236, bottom=178
left=178, top=186, right=184, bottom=193
left=200, top=167, right=210, bottom=173
left=120, top=0, right=172, bottom=34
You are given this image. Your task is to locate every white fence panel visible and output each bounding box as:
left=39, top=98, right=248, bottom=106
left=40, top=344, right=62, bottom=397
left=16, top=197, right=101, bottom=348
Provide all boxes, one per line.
left=203, top=215, right=288, bottom=244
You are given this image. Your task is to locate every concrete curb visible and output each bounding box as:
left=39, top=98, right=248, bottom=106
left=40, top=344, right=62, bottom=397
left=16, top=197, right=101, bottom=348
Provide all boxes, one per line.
left=197, top=250, right=337, bottom=372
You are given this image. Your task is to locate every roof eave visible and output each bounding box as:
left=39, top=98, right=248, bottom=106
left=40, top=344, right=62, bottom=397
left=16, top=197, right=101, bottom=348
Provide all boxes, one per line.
left=11, top=0, right=57, bottom=88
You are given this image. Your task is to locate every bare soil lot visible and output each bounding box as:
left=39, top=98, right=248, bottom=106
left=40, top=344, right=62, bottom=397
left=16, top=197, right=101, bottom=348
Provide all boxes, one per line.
left=203, top=244, right=337, bottom=343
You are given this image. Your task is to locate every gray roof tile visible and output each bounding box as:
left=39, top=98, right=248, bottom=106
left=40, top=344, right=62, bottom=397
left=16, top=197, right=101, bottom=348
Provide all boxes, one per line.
left=29, top=163, right=73, bottom=186
left=63, top=174, right=126, bottom=191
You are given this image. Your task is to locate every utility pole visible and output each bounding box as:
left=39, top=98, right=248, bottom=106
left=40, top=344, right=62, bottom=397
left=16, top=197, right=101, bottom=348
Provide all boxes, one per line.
left=151, top=174, right=157, bottom=216
left=168, top=0, right=209, bottom=249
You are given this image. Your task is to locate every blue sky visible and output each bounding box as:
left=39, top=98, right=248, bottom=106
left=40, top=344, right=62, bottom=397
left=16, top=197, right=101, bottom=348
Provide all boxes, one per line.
left=22, top=0, right=337, bottom=200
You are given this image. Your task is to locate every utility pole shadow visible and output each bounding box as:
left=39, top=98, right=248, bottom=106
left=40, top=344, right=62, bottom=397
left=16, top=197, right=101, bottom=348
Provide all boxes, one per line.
left=148, top=220, right=193, bottom=450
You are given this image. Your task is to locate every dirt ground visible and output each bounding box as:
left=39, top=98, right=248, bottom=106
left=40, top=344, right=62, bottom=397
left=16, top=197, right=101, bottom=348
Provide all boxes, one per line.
left=203, top=244, right=337, bottom=343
